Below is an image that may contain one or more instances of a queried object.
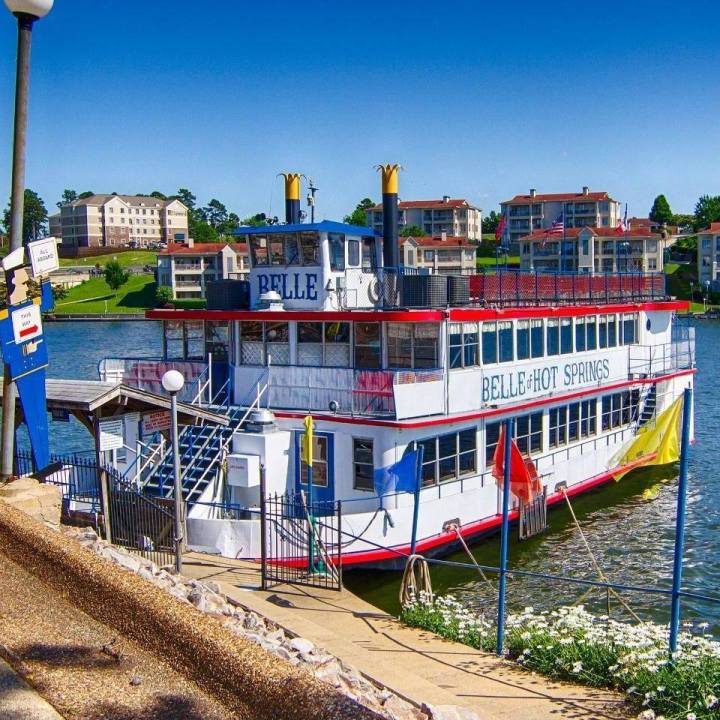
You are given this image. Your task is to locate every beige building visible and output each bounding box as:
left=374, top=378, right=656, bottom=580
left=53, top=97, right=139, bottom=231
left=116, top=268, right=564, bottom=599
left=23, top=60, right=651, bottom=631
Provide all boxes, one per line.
left=697, top=222, right=720, bottom=290
left=402, top=235, right=476, bottom=275
left=519, top=227, right=665, bottom=273
left=58, top=194, right=189, bottom=255
left=501, top=188, right=621, bottom=250
left=156, top=241, right=249, bottom=299
left=367, top=197, right=482, bottom=241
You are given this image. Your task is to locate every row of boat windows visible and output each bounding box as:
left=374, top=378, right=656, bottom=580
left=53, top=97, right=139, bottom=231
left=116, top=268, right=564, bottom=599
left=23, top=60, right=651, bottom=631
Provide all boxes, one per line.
left=237, top=314, right=639, bottom=370
left=449, top=313, right=639, bottom=369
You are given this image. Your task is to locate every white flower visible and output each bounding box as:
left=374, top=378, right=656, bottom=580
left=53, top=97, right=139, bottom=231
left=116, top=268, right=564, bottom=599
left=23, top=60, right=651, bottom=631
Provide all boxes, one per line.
left=637, top=711, right=655, bottom=720
left=705, top=694, right=718, bottom=710
left=571, top=661, right=583, bottom=674
left=686, top=714, right=697, bottom=720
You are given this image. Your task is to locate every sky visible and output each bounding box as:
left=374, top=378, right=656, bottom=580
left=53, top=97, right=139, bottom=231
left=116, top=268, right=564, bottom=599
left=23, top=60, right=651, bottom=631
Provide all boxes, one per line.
left=0, top=0, right=719, bottom=223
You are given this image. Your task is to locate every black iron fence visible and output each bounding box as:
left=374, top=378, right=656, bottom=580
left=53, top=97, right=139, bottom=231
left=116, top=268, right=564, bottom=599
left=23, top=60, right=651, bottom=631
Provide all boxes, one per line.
left=261, top=492, right=342, bottom=591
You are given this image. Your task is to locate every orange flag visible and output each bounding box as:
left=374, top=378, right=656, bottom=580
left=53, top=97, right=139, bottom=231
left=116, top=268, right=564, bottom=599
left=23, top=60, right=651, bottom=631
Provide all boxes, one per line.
left=492, top=426, right=540, bottom=503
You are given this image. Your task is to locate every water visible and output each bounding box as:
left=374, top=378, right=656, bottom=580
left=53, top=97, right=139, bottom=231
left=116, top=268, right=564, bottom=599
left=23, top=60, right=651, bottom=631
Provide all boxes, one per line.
left=30, top=319, right=720, bottom=628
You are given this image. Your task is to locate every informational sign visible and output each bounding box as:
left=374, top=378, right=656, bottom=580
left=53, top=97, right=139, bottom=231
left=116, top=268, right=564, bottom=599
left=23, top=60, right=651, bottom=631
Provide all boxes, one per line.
left=11, top=302, right=42, bottom=344
left=142, top=410, right=171, bottom=434
left=123, top=412, right=141, bottom=430
left=27, top=237, right=59, bottom=277
left=99, top=418, right=124, bottom=451
left=255, top=271, right=319, bottom=304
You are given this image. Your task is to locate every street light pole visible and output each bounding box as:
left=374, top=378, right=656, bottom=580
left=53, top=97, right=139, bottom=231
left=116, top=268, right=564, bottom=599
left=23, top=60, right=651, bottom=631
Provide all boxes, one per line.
left=1, top=0, right=54, bottom=480
left=162, top=369, right=185, bottom=573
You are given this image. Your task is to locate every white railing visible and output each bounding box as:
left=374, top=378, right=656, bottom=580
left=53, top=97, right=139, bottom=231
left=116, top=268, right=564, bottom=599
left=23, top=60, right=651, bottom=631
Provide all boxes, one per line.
left=628, top=340, right=695, bottom=378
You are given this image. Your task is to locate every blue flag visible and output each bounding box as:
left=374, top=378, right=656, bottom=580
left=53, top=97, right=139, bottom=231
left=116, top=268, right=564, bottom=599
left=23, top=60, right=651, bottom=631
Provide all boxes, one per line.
left=373, top=450, right=420, bottom=497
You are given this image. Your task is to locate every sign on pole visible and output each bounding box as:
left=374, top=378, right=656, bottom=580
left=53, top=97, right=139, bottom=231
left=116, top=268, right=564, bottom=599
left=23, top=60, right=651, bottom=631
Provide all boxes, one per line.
left=99, top=418, right=124, bottom=451
left=11, top=303, right=42, bottom=344
left=142, top=410, right=171, bottom=434
left=27, top=237, right=59, bottom=277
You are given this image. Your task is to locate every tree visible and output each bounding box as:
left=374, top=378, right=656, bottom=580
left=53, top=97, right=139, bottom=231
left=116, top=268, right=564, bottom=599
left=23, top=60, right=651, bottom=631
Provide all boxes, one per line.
left=693, top=195, right=720, bottom=231
left=191, top=221, right=218, bottom=243
left=203, top=198, right=228, bottom=228
left=104, top=259, right=129, bottom=294
left=56, top=189, right=77, bottom=208
left=172, top=188, right=196, bottom=211
left=672, top=213, right=695, bottom=229
left=240, top=213, right=268, bottom=228
left=149, top=190, right=167, bottom=200
left=649, top=195, right=673, bottom=225
left=3, top=188, right=49, bottom=242
left=77, top=191, right=94, bottom=199
left=343, top=198, right=374, bottom=226
left=400, top=225, right=424, bottom=237
left=482, top=210, right=501, bottom=234
left=156, top=285, right=173, bottom=306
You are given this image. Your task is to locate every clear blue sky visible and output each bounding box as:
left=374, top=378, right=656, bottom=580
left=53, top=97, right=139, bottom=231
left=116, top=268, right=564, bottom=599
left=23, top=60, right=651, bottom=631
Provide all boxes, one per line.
left=0, top=0, right=718, bottom=222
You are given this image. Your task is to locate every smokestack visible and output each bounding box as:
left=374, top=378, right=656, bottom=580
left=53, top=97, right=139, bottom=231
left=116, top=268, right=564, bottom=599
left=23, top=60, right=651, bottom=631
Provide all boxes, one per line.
left=582, top=185, right=589, bottom=196
left=282, top=173, right=301, bottom=224
left=377, top=164, right=400, bottom=269
left=529, top=188, right=537, bottom=197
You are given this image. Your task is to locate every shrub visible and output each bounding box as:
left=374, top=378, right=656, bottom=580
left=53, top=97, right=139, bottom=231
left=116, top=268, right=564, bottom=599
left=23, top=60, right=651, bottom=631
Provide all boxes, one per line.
left=155, top=285, right=173, bottom=307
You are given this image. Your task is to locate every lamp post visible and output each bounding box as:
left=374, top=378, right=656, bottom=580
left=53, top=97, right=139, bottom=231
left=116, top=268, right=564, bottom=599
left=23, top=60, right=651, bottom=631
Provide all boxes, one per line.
left=162, top=369, right=185, bottom=573
left=1, top=0, right=54, bottom=481
left=704, top=280, right=710, bottom=313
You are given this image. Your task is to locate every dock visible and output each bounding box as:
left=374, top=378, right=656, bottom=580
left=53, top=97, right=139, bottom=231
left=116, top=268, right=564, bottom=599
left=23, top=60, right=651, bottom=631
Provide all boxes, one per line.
left=182, top=553, right=629, bottom=720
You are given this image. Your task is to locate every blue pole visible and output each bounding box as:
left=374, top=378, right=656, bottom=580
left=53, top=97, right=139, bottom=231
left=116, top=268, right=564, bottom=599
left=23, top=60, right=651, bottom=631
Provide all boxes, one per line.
left=496, top=417, right=513, bottom=655
left=669, top=387, right=693, bottom=655
left=410, top=445, right=424, bottom=556
left=307, top=453, right=315, bottom=574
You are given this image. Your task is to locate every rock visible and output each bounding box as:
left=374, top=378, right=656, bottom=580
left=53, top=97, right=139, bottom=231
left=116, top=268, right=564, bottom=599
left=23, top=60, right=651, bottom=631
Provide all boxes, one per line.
left=0, top=479, right=62, bottom=529
left=384, top=695, right=427, bottom=720
left=138, top=567, right=155, bottom=583
left=289, top=637, right=314, bottom=655
left=265, top=628, right=285, bottom=645
left=186, top=587, right=230, bottom=616
left=300, top=651, right=334, bottom=665
left=204, top=580, right=221, bottom=594
left=268, top=645, right=298, bottom=663
left=102, top=547, right=142, bottom=573
left=243, top=612, right=264, bottom=631
left=422, top=704, right=481, bottom=720
left=129, top=676, right=142, bottom=687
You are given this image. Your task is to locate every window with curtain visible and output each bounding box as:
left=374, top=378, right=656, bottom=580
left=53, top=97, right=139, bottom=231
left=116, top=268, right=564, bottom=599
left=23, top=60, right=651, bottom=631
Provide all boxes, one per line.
left=530, top=319, right=544, bottom=358
left=560, top=318, right=573, bottom=354
left=482, top=322, right=498, bottom=364
left=498, top=321, right=514, bottom=362
left=516, top=320, right=530, bottom=360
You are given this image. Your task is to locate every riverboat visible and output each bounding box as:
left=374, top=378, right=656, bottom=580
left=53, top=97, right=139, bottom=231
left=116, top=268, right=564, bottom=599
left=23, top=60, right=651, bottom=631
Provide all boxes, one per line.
left=100, top=167, right=695, bottom=568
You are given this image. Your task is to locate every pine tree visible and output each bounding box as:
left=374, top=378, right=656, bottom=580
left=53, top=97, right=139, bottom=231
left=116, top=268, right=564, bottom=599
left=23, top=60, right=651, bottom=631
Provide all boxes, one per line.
left=649, top=195, right=673, bottom=225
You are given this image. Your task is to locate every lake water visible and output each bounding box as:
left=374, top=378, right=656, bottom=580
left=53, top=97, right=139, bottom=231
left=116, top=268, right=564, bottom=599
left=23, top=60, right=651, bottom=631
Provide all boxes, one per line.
left=36, top=319, right=720, bottom=628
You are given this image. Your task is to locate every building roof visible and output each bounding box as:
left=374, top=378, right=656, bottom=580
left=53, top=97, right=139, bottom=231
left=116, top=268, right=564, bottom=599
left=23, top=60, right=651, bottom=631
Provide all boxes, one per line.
left=501, top=191, right=615, bottom=205
left=369, top=198, right=477, bottom=212
left=66, top=194, right=186, bottom=209
left=159, top=242, right=247, bottom=256
left=402, top=235, right=475, bottom=248
left=233, top=220, right=378, bottom=236
left=519, top=226, right=661, bottom=242
left=698, top=222, right=720, bottom=234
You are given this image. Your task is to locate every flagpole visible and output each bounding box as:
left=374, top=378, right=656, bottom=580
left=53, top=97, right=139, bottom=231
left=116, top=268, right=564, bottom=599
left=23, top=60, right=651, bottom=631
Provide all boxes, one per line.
left=496, top=417, right=514, bottom=655
left=410, top=445, right=424, bottom=556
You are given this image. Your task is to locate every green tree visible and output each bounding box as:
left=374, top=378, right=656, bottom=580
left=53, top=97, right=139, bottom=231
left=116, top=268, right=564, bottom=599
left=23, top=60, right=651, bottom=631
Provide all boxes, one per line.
left=191, top=221, right=218, bottom=243
left=400, top=225, right=424, bottom=237
left=56, top=189, right=77, bottom=208
left=672, top=213, right=695, bottom=229
left=343, top=198, right=374, bottom=226
left=149, top=190, right=167, bottom=200
left=482, top=210, right=501, bottom=234
left=103, top=259, right=129, bottom=294
left=77, top=191, right=94, bottom=200
left=649, top=195, right=673, bottom=225
left=172, top=188, right=196, bottom=211
left=693, top=195, right=720, bottom=231
left=203, top=198, right=228, bottom=228
left=218, top=211, right=240, bottom=237
left=240, top=213, right=268, bottom=227
left=3, top=188, right=49, bottom=242
left=156, top=285, right=173, bottom=306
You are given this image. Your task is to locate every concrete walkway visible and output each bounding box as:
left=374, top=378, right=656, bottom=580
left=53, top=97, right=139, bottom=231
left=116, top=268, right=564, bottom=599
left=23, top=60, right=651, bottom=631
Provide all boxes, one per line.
left=0, top=657, right=64, bottom=720
left=182, top=553, right=629, bottom=720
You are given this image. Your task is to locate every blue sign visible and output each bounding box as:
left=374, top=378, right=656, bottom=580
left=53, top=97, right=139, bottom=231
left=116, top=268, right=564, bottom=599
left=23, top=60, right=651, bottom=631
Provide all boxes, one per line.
left=257, top=272, right=318, bottom=301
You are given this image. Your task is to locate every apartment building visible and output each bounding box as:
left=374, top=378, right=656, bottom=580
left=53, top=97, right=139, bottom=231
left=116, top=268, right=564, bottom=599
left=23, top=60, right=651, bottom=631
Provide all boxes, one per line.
left=58, top=194, right=189, bottom=255
left=366, top=197, right=482, bottom=241
left=500, top=187, right=621, bottom=251
left=402, top=236, right=476, bottom=275
left=156, top=241, right=249, bottom=299
left=697, top=222, right=720, bottom=290
left=518, top=227, right=665, bottom=273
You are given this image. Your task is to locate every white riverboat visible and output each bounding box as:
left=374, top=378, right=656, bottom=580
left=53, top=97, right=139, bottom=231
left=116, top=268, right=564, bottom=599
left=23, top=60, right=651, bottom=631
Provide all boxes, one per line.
left=100, top=170, right=695, bottom=568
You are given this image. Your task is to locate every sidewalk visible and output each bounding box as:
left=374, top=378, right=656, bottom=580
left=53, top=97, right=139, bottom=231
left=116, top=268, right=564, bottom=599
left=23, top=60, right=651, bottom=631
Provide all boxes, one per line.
left=0, top=657, right=64, bottom=720
left=182, top=553, right=629, bottom=720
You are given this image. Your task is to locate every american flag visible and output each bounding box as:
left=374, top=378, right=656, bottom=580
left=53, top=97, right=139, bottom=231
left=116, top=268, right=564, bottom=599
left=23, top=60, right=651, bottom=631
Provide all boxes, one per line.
left=548, top=212, right=565, bottom=234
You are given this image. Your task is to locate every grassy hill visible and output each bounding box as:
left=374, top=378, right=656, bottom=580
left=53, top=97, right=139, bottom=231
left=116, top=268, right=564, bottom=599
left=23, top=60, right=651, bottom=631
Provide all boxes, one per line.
left=53, top=275, right=156, bottom=315
left=59, top=250, right=157, bottom=269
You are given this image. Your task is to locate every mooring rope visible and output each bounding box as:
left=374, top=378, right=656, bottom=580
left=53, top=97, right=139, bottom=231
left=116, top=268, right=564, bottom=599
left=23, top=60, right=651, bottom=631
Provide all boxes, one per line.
left=299, top=490, right=341, bottom=583
left=561, top=487, right=642, bottom=622
left=400, top=554, right=433, bottom=607
left=448, top=523, right=496, bottom=595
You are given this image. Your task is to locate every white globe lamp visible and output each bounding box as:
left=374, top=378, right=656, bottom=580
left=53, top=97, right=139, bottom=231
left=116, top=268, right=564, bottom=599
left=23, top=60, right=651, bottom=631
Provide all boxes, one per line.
left=161, top=369, right=185, bottom=394
left=4, top=0, right=54, bottom=18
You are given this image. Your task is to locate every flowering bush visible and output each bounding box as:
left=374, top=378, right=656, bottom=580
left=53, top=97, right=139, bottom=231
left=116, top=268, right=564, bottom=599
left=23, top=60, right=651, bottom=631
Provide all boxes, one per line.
left=401, top=593, right=720, bottom=720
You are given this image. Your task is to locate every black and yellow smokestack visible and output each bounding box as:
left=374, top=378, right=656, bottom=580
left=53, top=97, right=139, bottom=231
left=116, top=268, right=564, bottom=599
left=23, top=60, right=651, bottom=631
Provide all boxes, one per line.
left=282, top=173, right=301, bottom=224
left=377, top=164, right=400, bottom=269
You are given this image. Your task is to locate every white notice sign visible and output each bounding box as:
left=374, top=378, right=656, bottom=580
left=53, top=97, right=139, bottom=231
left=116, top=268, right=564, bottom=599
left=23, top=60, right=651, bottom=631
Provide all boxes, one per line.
left=27, top=237, right=59, bottom=277
left=142, top=410, right=171, bottom=434
left=99, top=418, right=124, bottom=451
left=11, top=303, right=42, bottom=344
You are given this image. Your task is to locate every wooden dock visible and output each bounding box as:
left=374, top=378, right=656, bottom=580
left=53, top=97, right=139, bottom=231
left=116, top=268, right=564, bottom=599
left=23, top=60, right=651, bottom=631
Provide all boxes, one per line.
left=182, top=553, right=629, bottom=720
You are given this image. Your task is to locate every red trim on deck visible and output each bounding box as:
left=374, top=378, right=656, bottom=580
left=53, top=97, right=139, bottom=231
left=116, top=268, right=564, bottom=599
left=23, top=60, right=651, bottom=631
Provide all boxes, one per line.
left=339, top=452, right=658, bottom=566
left=273, top=368, right=696, bottom=429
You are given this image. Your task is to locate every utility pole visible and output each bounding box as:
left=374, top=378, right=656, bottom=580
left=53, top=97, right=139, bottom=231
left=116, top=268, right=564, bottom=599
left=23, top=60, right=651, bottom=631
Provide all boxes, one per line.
left=306, top=178, right=318, bottom=223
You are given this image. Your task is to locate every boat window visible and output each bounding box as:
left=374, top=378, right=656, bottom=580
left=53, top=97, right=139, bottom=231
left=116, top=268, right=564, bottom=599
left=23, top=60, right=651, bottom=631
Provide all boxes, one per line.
left=186, top=321, right=205, bottom=360
left=622, top=313, right=637, bottom=345
left=530, top=320, right=544, bottom=358
left=575, top=317, right=586, bottom=352
left=353, top=438, right=374, bottom=492
left=449, top=322, right=478, bottom=369
left=482, top=322, right=498, bottom=364
left=586, top=317, right=597, bottom=351
left=239, top=321, right=289, bottom=366
left=324, top=322, right=351, bottom=366
left=387, top=323, right=412, bottom=368
left=299, top=434, right=328, bottom=487
left=568, top=402, right=580, bottom=441
left=607, top=315, right=617, bottom=347
left=283, top=233, right=301, bottom=265
left=549, top=406, right=568, bottom=448
left=560, top=318, right=573, bottom=354
left=299, top=231, right=320, bottom=265
left=388, top=322, right=440, bottom=370
left=550, top=399, right=597, bottom=448
left=599, top=316, right=608, bottom=348
left=347, top=239, right=360, bottom=267
left=580, top=399, right=597, bottom=437
left=546, top=318, right=560, bottom=356
left=601, top=390, right=638, bottom=430
left=516, top=320, right=530, bottom=360
left=250, top=235, right=269, bottom=266
left=362, top=237, right=377, bottom=271
left=297, top=322, right=323, bottom=366
left=269, top=236, right=284, bottom=265
left=266, top=321, right=290, bottom=365
left=418, top=429, right=477, bottom=487
left=164, top=320, right=185, bottom=359
left=485, top=411, right=542, bottom=465
left=329, top=233, right=345, bottom=271
left=354, top=322, right=381, bottom=369
left=205, top=320, right=229, bottom=361
left=498, top=321, right=513, bottom=363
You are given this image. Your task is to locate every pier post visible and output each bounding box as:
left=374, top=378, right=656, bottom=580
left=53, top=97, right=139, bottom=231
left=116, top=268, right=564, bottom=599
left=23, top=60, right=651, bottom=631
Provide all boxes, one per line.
left=259, top=465, right=267, bottom=591
left=669, top=386, right=693, bottom=655
left=496, top=417, right=513, bottom=655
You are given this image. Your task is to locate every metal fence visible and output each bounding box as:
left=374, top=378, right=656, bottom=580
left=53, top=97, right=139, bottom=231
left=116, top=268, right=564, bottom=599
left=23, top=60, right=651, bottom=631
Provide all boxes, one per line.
left=261, top=492, right=342, bottom=591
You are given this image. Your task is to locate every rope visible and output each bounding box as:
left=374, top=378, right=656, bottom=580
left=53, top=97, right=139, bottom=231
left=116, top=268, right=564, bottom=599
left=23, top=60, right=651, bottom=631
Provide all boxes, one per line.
left=299, top=490, right=341, bottom=584
left=447, top=523, right=496, bottom=595
left=400, top=554, right=433, bottom=607
left=561, top=488, right=642, bottom=622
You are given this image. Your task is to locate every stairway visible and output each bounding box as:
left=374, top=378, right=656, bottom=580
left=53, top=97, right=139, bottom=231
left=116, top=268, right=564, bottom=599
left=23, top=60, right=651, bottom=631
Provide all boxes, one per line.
left=637, top=384, right=657, bottom=427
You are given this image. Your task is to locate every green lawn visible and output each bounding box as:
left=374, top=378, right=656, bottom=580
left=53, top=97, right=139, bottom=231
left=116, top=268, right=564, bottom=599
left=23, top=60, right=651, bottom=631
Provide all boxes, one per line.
left=53, top=274, right=156, bottom=314
left=59, top=250, right=158, bottom=269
